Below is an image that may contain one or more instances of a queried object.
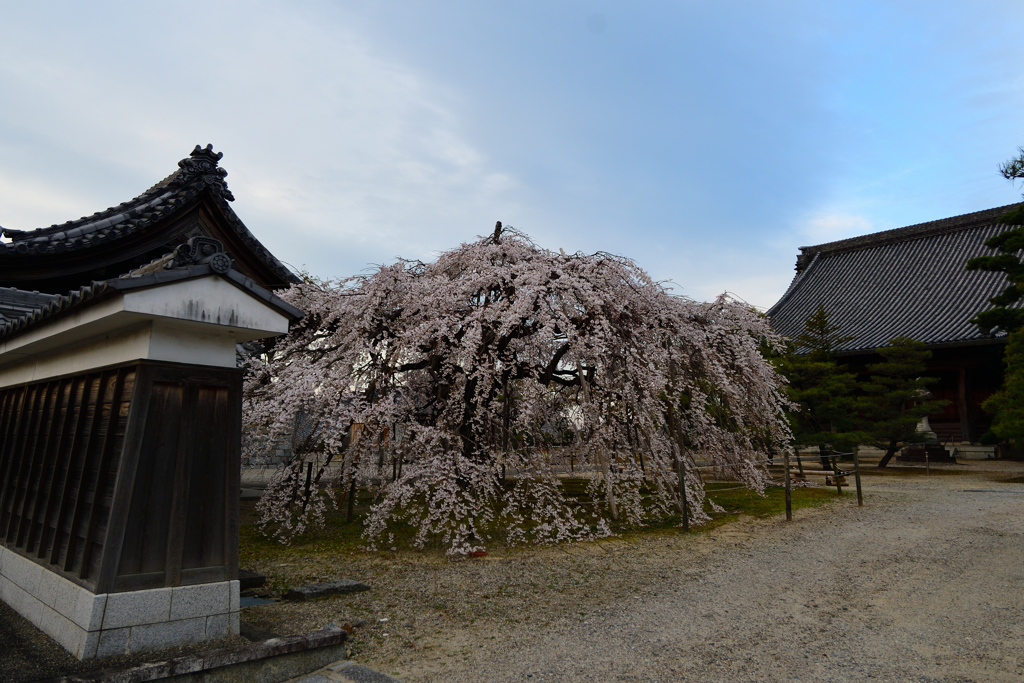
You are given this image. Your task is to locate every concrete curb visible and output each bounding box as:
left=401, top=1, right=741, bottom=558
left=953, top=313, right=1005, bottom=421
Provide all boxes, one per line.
left=39, top=629, right=348, bottom=683
left=287, top=660, right=403, bottom=683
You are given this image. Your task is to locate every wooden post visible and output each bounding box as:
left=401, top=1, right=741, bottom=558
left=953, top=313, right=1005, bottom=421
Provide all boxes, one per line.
left=346, top=476, right=356, bottom=523
left=958, top=367, right=971, bottom=444
left=831, top=454, right=843, bottom=495
left=678, top=456, right=689, bottom=532
left=784, top=450, right=792, bottom=522
left=925, top=448, right=930, bottom=476
left=852, top=447, right=863, bottom=507
left=302, top=461, right=313, bottom=511
left=795, top=450, right=805, bottom=479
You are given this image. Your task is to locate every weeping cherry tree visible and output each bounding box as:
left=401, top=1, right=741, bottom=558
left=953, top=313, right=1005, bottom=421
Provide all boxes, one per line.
left=242, top=225, right=791, bottom=555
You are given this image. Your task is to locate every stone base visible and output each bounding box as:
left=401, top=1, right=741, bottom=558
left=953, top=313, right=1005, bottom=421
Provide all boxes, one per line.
left=898, top=444, right=956, bottom=463
left=0, top=546, right=238, bottom=660
left=953, top=445, right=998, bottom=460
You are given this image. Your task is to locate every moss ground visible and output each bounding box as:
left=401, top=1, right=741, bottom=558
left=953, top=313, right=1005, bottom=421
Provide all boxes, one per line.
left=239, top=477, right=838, bottom=590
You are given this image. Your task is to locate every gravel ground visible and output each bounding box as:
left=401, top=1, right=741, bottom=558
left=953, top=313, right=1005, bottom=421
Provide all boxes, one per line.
left=242, top=462, right=1024, bottom=682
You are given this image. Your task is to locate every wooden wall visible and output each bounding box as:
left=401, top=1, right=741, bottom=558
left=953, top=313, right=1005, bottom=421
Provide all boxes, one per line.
left=0, top=361, right=240, bottom=594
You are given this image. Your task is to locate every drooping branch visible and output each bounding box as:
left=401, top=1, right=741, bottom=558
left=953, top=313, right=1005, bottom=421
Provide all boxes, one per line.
left=242, top=228, right=791, bottom=554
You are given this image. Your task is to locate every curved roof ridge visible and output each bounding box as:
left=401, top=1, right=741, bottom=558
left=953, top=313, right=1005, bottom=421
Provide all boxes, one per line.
left=794, top=203, right=1022, bottom=272
left=766, top=251, right=819, bottom=317
left=0, top=145, right=233, bottom=252
left=0, top=145, right=298, bottom=285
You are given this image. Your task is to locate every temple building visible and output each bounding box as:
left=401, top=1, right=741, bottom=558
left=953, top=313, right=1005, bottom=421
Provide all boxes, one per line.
left=767, top=204, right=1023, bottom=458
left=0, top=144, right=298, bottom=299
left=0, top=146, right=304, bottom=658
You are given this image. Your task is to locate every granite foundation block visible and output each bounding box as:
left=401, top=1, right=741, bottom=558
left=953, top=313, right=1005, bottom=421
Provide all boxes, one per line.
left=0, top=546, right=239, bottom=660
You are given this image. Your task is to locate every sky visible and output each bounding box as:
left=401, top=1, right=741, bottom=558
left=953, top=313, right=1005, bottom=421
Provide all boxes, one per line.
left=1, top=1, right=1023, bottom=309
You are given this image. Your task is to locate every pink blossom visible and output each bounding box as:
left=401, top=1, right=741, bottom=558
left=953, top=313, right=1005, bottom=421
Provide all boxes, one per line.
left=243, top=227, right=791, bottom=555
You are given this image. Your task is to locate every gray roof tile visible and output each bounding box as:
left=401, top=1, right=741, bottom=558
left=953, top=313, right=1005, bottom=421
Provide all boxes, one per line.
left=768, top=208, right=1023, bottom=352
left=0, top=145, right=299, bottom=284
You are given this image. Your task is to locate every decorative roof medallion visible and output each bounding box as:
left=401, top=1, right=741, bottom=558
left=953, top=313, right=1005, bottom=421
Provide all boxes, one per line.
left=172, top=144, right=235, bottom=201
left=167, top=236, right=234, bottom=273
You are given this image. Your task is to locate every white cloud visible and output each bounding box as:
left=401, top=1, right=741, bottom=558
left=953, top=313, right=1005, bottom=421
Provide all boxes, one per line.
left=0, top=2, right=522, bottom=276
left=0, top=170, right=96, bottom=233
left=797, top=211, right=874, bottom=245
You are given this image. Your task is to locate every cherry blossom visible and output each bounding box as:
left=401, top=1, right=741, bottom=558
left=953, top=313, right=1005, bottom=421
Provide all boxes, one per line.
left=243, top=227, right=791, bottom=555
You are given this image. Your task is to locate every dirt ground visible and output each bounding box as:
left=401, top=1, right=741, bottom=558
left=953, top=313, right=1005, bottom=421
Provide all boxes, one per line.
left=241, top=461, right=1024, bottom=682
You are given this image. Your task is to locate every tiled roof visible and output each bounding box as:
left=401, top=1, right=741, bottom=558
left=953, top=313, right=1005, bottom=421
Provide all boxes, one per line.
left=0, top=264, right=304, bottom=343
left=0, top=288, right=58, bottom=323
left=0, top=145, right=299, bottom=284
left=768, top=207, right=1024, bottom=353
left=792, top=204, right=1021, bottom=272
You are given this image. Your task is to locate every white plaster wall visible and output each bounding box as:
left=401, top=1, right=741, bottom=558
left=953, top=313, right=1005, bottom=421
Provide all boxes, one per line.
left=147, top=319, right=238, bottom=368
left=0, top=274, right=292, bottom=387
left=122, top=276, right=289, bottom=336
left=0, top=324, right=155, bottom=387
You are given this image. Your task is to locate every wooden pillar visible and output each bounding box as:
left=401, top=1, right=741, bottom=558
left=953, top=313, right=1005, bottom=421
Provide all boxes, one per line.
left=852, top=447, right=863, bottom=508
left=784, top=451, right=792, bottom=521
left=958, top=366, right=971, bottom=444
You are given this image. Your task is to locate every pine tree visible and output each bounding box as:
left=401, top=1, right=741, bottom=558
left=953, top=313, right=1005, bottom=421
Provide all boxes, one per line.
left=965, top=146, right=1024, bottom=335
left=964, top=145, right=1024, bottom=448
left=856, top=337, right=948, bottom=468
left=776, top=305, right=861, bottom=470
left=982, top=329, right=1024, bottom=447
left=794, top=304, right=854, bottom=356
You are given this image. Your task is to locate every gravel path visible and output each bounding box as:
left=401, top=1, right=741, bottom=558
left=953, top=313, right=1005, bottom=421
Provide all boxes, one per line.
left=245, top=465, right=1024, bottom=682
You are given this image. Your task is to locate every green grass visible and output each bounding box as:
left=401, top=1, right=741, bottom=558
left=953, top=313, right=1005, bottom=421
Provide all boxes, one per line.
left=239, top=478, right=840, bottom=570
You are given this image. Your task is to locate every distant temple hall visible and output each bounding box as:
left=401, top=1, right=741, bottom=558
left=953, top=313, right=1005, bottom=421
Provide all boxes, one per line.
left=768, top=204, right=1022, bottom=457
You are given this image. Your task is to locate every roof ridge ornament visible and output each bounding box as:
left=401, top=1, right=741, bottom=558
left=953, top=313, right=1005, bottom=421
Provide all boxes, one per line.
left=174, top=144, right=235, bottom=201
left=168, top=236, right=234, bottom=274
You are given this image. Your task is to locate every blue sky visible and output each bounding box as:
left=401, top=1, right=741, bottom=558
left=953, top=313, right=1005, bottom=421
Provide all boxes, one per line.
left=2, top=1, right=1023, bottom=308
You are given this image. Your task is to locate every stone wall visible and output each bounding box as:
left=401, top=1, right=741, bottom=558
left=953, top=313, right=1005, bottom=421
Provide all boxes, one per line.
left=0, top=546, right=239, bottom=658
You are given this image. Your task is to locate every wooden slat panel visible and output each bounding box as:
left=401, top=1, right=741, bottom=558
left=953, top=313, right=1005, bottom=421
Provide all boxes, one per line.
left=81, top=369, right=131, bottom=581
left=2, top=360, right=242, bottom=593
left=164, top=383, right=198, bottom=587
left=9, top=382, right=48, bottom=546
left=225, top=372, right=241, bottom=581
left=2, top=385, right=45, bottom=540
left=46, top=378, right=91, bottom=565
left=182, top=385, right=228, bottom=570
left=95, top=365, right=151, bottom=594
left=15, top=382, right=61, bottom=548
left=0, top=386, right=31, bottom=536
left=65, top=371, right=116, bottom=575
left=0, top=388, right=22, bottom=531
left=116, top=381, right=183, bottom=577
left=0, top=388, right=22, bottom=493
left=28, top=380, right=74, bottom=556
left=113, top=571, right=166, bottom=593
left=55, top=374, right=102, bottom=571
left=180, top=566, right=229, bottom=585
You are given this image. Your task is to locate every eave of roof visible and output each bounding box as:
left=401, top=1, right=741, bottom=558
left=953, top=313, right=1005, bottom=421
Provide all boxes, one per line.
left=0, top=265, right=304, bottom=344
left=0, top=288, right=59, bottom=323
left=0, top=145, right=300, bottom=285
left=794, top=204, right=1022, bottom=272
